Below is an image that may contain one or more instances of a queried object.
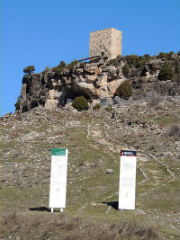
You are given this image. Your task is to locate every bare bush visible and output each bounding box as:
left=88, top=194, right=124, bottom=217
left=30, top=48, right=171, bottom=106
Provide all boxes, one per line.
left=148, top=91, right=162, bottom=106
left=166, top=125, right=180, bottom=140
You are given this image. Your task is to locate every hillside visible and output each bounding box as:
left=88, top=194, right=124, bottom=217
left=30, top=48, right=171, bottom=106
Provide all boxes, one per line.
left=1, top=93, right=180, bottom=239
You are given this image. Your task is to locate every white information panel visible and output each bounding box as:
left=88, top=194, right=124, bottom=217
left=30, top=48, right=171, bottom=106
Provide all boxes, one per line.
left=118, top=150, right=137, bottom=210
left=49, top=149, right=68, bottom=211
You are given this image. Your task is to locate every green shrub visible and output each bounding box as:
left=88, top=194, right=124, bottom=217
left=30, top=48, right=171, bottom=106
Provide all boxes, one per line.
left=114, top=80, right=132, bottom=100
left=157, top=51, right=174, bottom=60
left=125, top=55, right=139, bottom=66
left=136, top=58, right=147, bottom=68
left=122, top=64, right=129, bottom=77
left=67, top=60, right=78, bottom=72
left=107, top=59, right=117, bottom=66
left=125, top=54, right=152, bottom=68
left=93, top=104, right=101, bottom=111
left=23, top=65, right=35, bottom=75
left=105, top=106, right=113, bottom=112
left=157, top=52, right=168, bottom=59
left=72, top=96, right=89, bottom=111
left=106, top=55, right=123, bottom=66
left=52, top=61, right=66, bottom=75
left=143, top=54, right=151, bottom=60
left=158, top=62, right=174, bottom=80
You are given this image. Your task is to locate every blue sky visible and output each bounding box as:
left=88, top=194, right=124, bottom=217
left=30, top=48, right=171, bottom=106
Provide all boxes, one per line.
left=1, top=0, right=180, bottom=116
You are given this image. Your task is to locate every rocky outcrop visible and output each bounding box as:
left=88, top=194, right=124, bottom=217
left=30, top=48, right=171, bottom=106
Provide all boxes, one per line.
left=16, top=53, right=180, bottom=112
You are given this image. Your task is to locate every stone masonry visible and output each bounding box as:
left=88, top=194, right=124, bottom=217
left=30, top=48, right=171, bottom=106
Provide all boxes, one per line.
left=89, top=28, right=122, bottom=60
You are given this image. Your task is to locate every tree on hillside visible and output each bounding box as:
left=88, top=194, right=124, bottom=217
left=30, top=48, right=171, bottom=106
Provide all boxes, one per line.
left=72, top=96, right=89, bottom=111
left=23, top=65, right=35, bottom=75
left=158, top=62, right=174, bottom=80
left=114, top=80, right=132, bottom=100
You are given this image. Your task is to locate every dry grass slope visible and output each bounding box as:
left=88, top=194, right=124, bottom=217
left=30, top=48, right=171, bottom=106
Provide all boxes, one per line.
left=0, top=96, right=180, bottom=239
left=0, top=211, right=160, bottom=240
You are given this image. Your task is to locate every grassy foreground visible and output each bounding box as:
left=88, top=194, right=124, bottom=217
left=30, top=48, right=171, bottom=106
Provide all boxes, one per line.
left=0, top=98, right=180, bottom=239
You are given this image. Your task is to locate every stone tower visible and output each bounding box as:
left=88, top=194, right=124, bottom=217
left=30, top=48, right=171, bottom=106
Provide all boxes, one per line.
left=89, top=28, right=122, bottom=60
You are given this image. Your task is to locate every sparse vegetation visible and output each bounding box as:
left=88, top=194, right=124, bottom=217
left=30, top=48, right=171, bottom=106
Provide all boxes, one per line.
left=114, top=80, right=132, bottom=99
left=0, top=211, right=160, bottom=240
left=122, top=54, right=152, bottom=69
left=106, top=55, right=123, bottom=66
left=72, top=96, right=89, bottom=111
left=143, top=54, right=151, bottom=60
left=122, top=64, right=129, bottom=77
left=1, top=97, right=180, bottom=240
left=125, top=55, right=139, bottom=66
left=157, top=51, right=174, bottom=60
left=107, top=54, right=152, bottom=68
left=52, top=59, right=78, bottom=74
left=23, top=65, right=35, bottom=75
left=93, top=104, right=101, bottom=111
left=136, top=55, right=151, bottom=68
left=66, top=60, right=78, bottom=72
left=104, top=106, right=113, bottom=112
left=52, top=61, right=66, bottom=75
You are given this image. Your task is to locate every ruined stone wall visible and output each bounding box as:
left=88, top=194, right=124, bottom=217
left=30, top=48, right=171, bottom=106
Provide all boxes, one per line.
left=89, top=28, right=122, bottom=60
left=111, top=28, right=122, bottom=59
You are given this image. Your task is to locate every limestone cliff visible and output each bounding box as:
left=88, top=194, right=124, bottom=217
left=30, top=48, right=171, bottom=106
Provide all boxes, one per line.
left=16, top=52, right=180, bottom=112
